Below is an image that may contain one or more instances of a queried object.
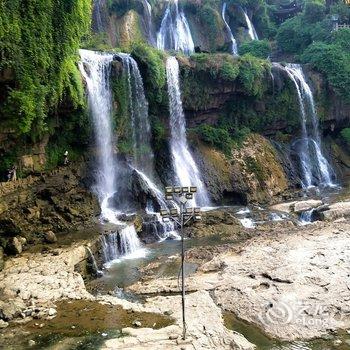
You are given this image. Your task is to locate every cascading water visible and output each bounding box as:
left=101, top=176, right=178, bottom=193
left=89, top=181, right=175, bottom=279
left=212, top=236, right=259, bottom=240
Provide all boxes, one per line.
left=79, top=49, right=145, bottom=262
left=118, top=53, right=154, bottom=179
left=157, top=0, right=194, bottom=55
left=166, top=56, right=210, bottom=207
left=118, top=53, right=177, bottom=239
left=242, top=8, right=259, bottom=41
left=283, top=63, right=335, bottom=189
left=222, top=2, right=238, bottom=55
left=142, top=0, right=156, bottom=46
left=78, top=50, right=115, bottom=205
left=92, top=0, right=106, bottom=32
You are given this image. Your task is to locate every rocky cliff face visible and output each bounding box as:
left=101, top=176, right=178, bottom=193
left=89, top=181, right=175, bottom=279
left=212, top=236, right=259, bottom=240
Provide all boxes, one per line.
left=194, top=134, right=289, bottom=205
left=0, top=163, right=99, bottom=264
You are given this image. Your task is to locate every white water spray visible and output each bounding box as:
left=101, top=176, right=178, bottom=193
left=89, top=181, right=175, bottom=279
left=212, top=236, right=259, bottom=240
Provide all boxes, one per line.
left=157, top=0, right=194, bottom=55
left=222, top=2, right=238, bottom=55
left=142, top=0, right=156, bottom=46
left=283, top=63, right=334, bottom=189
left=242, top=8, right=259, bottom=40
left=166, top=56, right=210, bottom=207
left=79, top=49, right=145, bottom=262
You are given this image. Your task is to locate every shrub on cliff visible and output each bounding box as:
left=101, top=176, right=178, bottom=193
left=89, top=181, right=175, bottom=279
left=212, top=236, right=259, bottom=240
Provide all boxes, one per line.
left=340, top=128, right=350, bottom=147
left=0, top=0, right=91, bottom=137
left=301, top=37, right=350, bottom=102
left=239, top=40, right=271, bottom=59
left=193, top=125, right=233, bottom=155
left=131, top=42, right=166, bottom=105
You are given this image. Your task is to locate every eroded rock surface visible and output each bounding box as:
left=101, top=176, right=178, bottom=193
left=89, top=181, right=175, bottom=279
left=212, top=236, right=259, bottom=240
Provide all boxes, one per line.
left=128, top=221, right=350, bottom=341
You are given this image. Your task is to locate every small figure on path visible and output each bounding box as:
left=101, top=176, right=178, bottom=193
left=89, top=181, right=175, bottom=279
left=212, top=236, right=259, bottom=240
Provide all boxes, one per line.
left=63, top=151, right=69, bottom=165
left=7, top=165, right=17, bottom=181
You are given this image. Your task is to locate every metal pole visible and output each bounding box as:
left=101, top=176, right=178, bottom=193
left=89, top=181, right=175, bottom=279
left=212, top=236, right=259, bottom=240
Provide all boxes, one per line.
left=181, top=201, right=186, bottom=340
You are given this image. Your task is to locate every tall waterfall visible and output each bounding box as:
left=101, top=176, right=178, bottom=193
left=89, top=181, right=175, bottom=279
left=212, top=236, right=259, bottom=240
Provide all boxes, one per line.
left=118, top=53, right=154, bottom=179
left=242, top=9, right=259, bottom=41
left=222, top=3, right=238, bottom=55
left=157, top=0, right=194, bottom=55
left=79, top=50, right=145, bottom=262
left=78, top=50, right=115, bottom=205
left=283, top=64, right=334, bottom=189
left=118, top=54, right=177, bottom=239
left=166, top=56, right=210, bottom=207
left=142, top=0, right=156, bottom=46
left=92, top=0, right=106, bottom=32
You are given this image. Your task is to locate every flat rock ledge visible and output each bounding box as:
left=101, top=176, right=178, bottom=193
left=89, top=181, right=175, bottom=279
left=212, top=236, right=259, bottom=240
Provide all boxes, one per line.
left=0, top=241, right=254, bottom=350
left=127, top=221, right=350, bottom=341
left=101, top=291, right=255, bottom=350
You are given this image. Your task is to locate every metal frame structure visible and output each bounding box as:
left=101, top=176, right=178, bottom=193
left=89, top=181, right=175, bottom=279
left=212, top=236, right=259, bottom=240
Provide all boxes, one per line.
left=160, top=186, right=202, bottom=340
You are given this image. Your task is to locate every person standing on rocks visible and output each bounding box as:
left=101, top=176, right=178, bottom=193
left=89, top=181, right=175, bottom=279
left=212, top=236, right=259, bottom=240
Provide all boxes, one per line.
left=7, top=165, right=17, bottom=181
left=12, top=165, right=17, bottom=181
left=63, top=151, right=69, bottom=166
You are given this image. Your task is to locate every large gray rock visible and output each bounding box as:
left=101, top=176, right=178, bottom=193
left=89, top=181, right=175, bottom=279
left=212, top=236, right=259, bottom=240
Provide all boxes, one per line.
left=293, top=200, right=323, bottom=213
left=320, top=201, right=350, bottom=221
left=0, top=299, right=26, bottom=321
left=7, top=237, right=22, bottom=255
left=44, top=231, right=57, bottom=243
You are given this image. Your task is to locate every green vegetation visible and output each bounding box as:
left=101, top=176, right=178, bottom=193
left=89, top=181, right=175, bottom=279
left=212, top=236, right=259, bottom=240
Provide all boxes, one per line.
left=239, top=40, right=271, bottom=59
left=340, top=128, right=350, bottom=147
left=193, top=125, right=233, bottom=155
left=131, top=42, right=167, bottom=105
left=0, top=0, right=91, bottom=137
left=301, top=29, right=350, bottom=101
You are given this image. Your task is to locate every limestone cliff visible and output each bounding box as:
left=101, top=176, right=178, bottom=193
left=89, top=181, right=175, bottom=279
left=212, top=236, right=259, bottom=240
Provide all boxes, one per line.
left=194, top=134, right=288, bottom=204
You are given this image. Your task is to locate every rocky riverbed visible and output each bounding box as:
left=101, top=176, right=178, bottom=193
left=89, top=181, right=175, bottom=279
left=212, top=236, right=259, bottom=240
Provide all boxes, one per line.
left=127, top=217, right=350, bottom=342
left=1, top=199, right=350, bottom=349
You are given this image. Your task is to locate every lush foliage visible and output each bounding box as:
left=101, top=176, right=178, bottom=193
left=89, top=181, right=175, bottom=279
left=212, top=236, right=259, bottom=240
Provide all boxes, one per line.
left=239, top=40, right=271, bottom=59
left=193, top=125, right=233, bottom=155
left=131, top=42, right=167, bottom=105
left=0, top=0, right=91, bottom=137
left=340, top=128, right=350, bottom=147
left=301, top=30, right=350, bottom=101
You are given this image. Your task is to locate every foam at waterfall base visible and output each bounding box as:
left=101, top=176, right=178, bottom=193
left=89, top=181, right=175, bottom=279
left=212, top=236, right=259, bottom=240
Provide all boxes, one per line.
left=103, top=225, right=148, bottom=268
left=240, top=218, right=256, bottom=229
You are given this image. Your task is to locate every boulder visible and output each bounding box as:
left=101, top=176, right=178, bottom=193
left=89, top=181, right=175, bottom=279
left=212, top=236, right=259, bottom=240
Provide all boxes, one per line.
left=6, top=237, right=22, bottom=255
left=0, top=299, right=26, bottom=321
left=0, top=320, right=9, bottom=329
left=44, top=231, right=57, bottom=243
left=320, top=202, right=350, bottom=221
left=293, top=200, right=323, bottom=213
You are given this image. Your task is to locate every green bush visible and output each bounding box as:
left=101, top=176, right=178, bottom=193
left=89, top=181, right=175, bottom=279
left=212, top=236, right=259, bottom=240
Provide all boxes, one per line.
left=239, top=40, right=271, bottom=59
left=340, top=128, right=350, bottom=147
left=301, top=42, right=350, bottom=101
left=304, top=1, right=326, bottom=24
left=0, top=0, right=91, bottom=137
left=193, top=125, right=233, bottom=155
left=131, top=42, right=166, bottom=104
left=238, top=54, right=270, bottom=97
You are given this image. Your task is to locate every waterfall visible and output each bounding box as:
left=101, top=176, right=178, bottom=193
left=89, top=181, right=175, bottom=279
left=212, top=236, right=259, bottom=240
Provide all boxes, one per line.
left=222, top=3, right=238, bottom=55
left=79, top=49, right=145, bottom=262
left=242, top=8, right=259, bottom=40
left=166, top=56, right=210, bottom=207
left=300, top=208, right=315, bottom=225
left=85, top=246, right=103, bottom=276
left=283, top=63, right=334, bottom=189
left=78, top=50, right=116, bottom=204
left=142, top=0, right=156, bottom=46
left=157, top=0, right=194, bottom=55
left=92, top=0, right=106, bottom=32
left=117, top=53, right=154, bottom=179
left=118, top=54, right=177, bottom=239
